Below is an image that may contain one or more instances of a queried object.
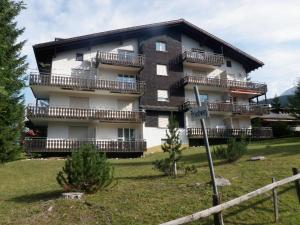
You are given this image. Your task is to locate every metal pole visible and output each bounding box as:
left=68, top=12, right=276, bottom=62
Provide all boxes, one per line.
left=272, top=177, right=279, bottom=223
left=193, top=86, right=223, bottom=225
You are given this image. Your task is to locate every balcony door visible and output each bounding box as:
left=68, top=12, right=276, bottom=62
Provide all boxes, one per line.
left=118, top=128, right=135, bottom=141
left=117, top=74, right=136, bottom=83
left=117, top=49, right=134, bottom=62
left=117, top=74, right=136, bottom=90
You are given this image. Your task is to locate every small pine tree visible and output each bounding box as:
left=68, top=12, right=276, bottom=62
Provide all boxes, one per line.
left=0, top=0, right=27, bottom=163
left=288, top=81, right=300, bottom=118
left=56, top=145, right=114, bottom=194
left=213, top=136, right=248, bottom=163
left=271, top=95, right=281, bottom=113
left=154, top=114, right=186, bottom=177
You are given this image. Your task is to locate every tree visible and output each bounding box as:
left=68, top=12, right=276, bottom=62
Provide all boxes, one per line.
left=271, top=95, right=281, bottom=113
left=288, top=81, right=300, bottom=117
left=154, top=115, right=185, bottom=177
left=57, top=145, right=114, bottom=194
left=0, top=1, right=27, bottom=163
left=213, top=136, right=248, bottom=163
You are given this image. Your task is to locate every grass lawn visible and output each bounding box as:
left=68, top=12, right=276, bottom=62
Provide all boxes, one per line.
left=0, top=137, right=300, bottom=225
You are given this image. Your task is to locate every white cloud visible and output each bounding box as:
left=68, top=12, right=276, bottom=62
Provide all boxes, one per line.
left=19, top=0, right=300, bottom=104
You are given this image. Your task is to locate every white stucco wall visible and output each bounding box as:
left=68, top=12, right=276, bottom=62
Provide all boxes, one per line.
left=185, top=112, right=227, bottom=129
left=181, top=34, right=213, bottom=53
left=237, top=117, right=251, bottom=128
left=49, top=95, right=70, bottom=107
left=95, top=123, right=142, bottom=140
left=143, top=125, right=188, bottom=148
left=185, top=89, right=224, bottom=102
left=220, top=57, right=247, bottom=81
left=48, top=94, right=138, bottom=111
left=97, top=67, right=138, bottom=81
left=182, top=34, right=247, bottom=82
left=51, top=38, right=138, bottom=76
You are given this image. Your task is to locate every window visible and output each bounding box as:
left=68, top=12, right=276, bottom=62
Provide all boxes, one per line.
left=118, top=49, right=134, bottom=61
left=157, top=90, right=169, bottom=102
left=158, top=115, right=169, bottom=128
left=118, top=128, right=135, bottom=141
left=199, top=94, right=208, bottom=102
left=226, top=60, right=232, bottom=67
left=117, top=74, right=136, bottom=83
left=76, top=53, right=83, bottom=61
left=156, top=42, right=167, bottom=52
left=156, top=64, right=168, bottom=76
left=192, top=48, right=204, bottom=53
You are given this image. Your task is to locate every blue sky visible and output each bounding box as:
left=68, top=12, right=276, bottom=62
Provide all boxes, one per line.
left=18, top=0, right=300, bottom=105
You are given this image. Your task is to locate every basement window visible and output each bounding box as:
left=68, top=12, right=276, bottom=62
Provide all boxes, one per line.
left=76, top=53, right=84, bottom=61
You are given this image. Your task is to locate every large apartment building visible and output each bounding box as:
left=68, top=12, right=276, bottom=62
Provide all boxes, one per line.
left=25, top=19, right=272, bottom=155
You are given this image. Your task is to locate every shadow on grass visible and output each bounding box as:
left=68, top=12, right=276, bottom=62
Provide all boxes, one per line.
left=180, top=151, right=209, bottom=164
left=117, top=174, right=166, bottom=180
left=9, top=190, right=62, bottom=203
left=111, top=160, right=154, bottom=167
left=244, top=144, right=300, bottom=158
left=224, top=185, right=294, bottom=225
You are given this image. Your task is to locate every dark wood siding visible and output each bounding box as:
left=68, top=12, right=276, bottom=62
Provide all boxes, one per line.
left=139, top=29, right=185, bottom=110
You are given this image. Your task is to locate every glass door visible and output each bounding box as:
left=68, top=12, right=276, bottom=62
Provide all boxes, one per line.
left=118, top=128, right=135, bottom=141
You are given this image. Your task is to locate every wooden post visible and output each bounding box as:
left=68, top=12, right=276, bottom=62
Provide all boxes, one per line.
left=272, top=178, right=279, bottom=223
left=292, top=168, right=300, bottom=203
left=159, top=173, right=300, bottom=225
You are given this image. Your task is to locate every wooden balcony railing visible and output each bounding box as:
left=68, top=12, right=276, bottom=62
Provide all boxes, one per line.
left=96, top=51, right=145, bottom=68
left=181, top=75, right=267, bottom=95
left=24, top=138, right=147, bottom=153
left=182, top=50, right=224, bottom=66
left=187, top=127, right=273, bottom=139
left=181, top=101, right=270, bottom=115
left=26, top=106, right=145, bottom=123
left=29, top=73, right=146, bottom=94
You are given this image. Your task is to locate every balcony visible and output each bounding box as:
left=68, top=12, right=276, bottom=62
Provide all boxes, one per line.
left=96, top=51, right=145, bottom=71
left=181, top=101, right=270, bottom=115
left=182, top=50, right=224, bottom=67
left=26, top=106, right=145, bottom=123
left=24, top=138, right=147, bottom=153
left=187, top=127, right=273, bottom=139
left=181, top=75, right=267, bottom=95
left=29, top=73, right=145, bottom=98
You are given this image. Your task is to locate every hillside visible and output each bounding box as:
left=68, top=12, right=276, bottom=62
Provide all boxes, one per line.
left=0, top=138, right=300, bottom=224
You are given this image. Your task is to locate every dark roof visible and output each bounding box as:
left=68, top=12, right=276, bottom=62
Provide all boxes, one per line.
left=33, top=19, right=264, bottom=72
left=260, top=113, right=298, bottom=120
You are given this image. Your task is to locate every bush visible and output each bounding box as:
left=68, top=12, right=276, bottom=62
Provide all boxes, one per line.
left=213, top=136, right=248, bottom=163
left=56, top=145, right=114, bottom=194
left=153, top=158, right=197, bottom=176
left=271, top=122, right=293, bottom=138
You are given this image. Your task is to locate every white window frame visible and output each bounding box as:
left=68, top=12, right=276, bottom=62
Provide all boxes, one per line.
left=156, top=42, right=167, bottom=52
left=118, top=128, right=135, bottom=141
left=158, top=115, right=169, bottom=128
left=157, top=90, right=169, bottom=102
left=156, top=64, right=168, bottom=76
